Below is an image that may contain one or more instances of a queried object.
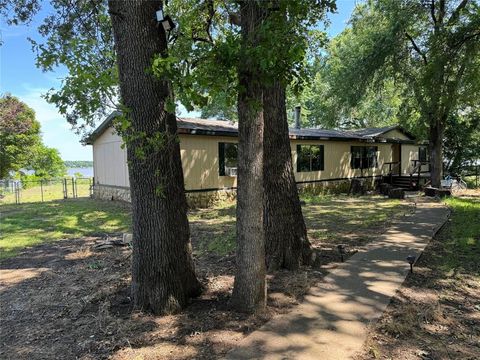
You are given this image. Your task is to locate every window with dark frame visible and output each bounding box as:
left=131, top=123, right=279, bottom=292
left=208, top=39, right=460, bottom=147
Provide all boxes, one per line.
left=218, top=142, right=238, bottom=176
left=296, top=144, right=324, bottom=172
left=419, top=146, right=428, bottom=162
left=350, top=146, right=378, bottom=169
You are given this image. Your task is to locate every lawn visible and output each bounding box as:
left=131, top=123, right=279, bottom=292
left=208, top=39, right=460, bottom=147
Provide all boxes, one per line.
left=0, top=198, right=132, bottom=259
left=359, top=196, right=480, bottom=360
left=0, top=194, right=411, bottom=360
left=0, top=178, right=92, bottom=205
left=1, top=194, right=408, bottom=260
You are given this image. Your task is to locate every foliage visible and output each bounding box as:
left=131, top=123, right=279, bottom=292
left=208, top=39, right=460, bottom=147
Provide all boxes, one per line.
left=1, top=0, right=117, bottom=135
left=0, top=94, right=41, bottom=178
left=0, top=94, right=67, bottom=180
left=24, top=145, right=67, bottom=179
left=152, top=0, right=336, bottom=119
left=64, top=160, right=93, bottom=168
left=31, top=1, right=117, bottom=133
left=443, top=107, right=480, bottom=174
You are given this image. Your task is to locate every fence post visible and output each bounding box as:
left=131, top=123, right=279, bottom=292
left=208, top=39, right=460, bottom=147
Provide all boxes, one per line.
left=40, top=179, right=44, bottom=202
left=15, top=182, right=20, bottom=204
left=63, top=178, right=68, bottom=199
left=71, top=177, right=75, bottom=198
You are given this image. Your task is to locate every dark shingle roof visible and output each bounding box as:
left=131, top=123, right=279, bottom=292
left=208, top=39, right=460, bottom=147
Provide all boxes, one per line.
left=86, top=113, right=415, bottom=144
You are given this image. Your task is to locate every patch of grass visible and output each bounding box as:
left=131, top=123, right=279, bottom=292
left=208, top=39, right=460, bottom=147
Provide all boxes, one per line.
left=1, top=194, right=409, bottom=260
left=0, top=198, right=132, bottom=259
left=1, top=180, right=92, bottom=205
left=303, top=195, right=409, bottom=232
left=437, top=197, right=480, bottom=273
left=463, top=175, right=479, bottom=189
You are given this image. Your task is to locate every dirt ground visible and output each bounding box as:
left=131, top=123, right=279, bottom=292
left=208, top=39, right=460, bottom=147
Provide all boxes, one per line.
left=356, top=194, right=480, bottom=360
left=0, top=198, right=410, bottom=360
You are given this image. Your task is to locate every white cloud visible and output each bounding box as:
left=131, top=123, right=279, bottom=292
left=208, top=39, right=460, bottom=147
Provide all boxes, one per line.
left=14, top=85, right=92, bottom=161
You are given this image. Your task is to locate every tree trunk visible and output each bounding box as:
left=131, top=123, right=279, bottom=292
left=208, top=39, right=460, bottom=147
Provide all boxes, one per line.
left=231, top=0, right=266, bottom=314
left=263, top=80, right=312, bottom=270
left=429, top=120, right=445, bottom=188
left=108, top=0, right=201, bottom=314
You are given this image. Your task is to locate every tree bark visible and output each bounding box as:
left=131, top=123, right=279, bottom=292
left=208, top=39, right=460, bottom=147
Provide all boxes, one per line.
left=263, top=80, right=312, bottom=270
left=108, top=0, right=201, bottom=314
left=429, top=120, right=445, bottom=188
left=231, top=0, right=266, bottom=314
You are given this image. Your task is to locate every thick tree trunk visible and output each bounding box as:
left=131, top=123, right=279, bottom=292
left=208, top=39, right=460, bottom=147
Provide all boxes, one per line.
left=263, top=80, right=312, bottom=270
left=108, top=0, right=201, bottom=314
left=429, top=121, right=445, bottom=188
left=231, top=0, right=266, bottom=314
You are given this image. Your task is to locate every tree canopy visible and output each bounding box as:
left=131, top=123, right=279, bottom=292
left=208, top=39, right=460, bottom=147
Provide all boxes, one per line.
left=0, top=94, right=66, bottom=179
left=0, top=94, right=41, bottom=178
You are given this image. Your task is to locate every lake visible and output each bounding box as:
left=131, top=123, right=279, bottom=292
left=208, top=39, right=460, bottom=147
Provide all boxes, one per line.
left=67, top=167, right=94, bottom=177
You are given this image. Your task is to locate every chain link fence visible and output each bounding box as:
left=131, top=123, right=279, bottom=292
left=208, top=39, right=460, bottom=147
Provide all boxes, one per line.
left=0, top=178, right=93, bottom=205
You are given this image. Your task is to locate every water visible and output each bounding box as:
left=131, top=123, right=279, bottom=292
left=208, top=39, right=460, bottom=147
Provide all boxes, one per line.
left=67, top=167, right=94, bottom=177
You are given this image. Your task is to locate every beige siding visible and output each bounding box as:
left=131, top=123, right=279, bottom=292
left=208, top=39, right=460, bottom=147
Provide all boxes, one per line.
left=180, top=134, right=237, bottom=190
left=401, top=144, right=429, bottom=174
left=93, top=128, right=129, bottom=187
left=377, top=129, right=411, bottom=141
left=92, top=129, right=237, bottom=191
left=292, top=140, right=393, bottom=182
left=93, top=126, right=422, bottom=191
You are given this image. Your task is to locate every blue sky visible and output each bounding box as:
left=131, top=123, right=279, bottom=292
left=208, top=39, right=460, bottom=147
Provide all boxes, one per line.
left=0, top=1, right=355, bottom=162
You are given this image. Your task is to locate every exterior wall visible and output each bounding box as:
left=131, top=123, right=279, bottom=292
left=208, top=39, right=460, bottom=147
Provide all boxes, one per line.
left=93, top=128, right=129, bottom=187
left=180, top=135, right=237, bottom=190
left=401, top=144, right=429, bottom=174
left=92, top=129, right=238, bottom=192
left=378, top=129, right=411, bottom=141
left=292, top=140, right=393, bottom=183
left=92, top=126, right=422, bottom=205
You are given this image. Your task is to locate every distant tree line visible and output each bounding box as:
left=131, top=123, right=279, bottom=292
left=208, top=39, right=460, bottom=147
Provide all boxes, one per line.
left=64, top=160, right=93, bottom=168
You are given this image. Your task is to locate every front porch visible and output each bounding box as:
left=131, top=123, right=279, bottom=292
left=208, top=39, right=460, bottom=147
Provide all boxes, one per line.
left=382, top=159, right=430, bottom=190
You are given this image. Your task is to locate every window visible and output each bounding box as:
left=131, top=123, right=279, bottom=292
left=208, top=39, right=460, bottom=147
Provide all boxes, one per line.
left=219, top=142, right=238, bottom=176
left=297, top=145, right=324, bottom=172
left=351, top=146, right=378, bottom=169
left=419, top=147, right=428, bottom=162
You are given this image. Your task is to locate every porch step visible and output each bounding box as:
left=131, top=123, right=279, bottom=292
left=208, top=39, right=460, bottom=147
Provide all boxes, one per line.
left=383, top=176, right=414, bottom=189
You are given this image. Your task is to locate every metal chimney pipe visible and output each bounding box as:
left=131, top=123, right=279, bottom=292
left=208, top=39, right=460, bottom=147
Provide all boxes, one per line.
left=294, top=106, right=301, bottom=129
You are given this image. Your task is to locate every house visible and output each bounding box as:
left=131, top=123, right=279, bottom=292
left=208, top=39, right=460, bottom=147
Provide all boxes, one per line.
left=86, top=112, right=428, bottom=206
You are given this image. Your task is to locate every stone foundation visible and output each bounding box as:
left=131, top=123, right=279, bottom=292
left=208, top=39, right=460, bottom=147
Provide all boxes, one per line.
left=93, top=177, right=381, bottom=208
left=92, top=184, right=236, bottom=208
left=297, top=177, right=380, bottom=195
left=92, top=184, right=131, bottom=202
left=186, top=189, right=236, bottom=208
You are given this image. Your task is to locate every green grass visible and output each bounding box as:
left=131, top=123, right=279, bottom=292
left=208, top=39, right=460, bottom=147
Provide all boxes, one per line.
left=0, top=180, right=92, bottom=205
left=189, top=194, right=408, bottom=256
left=0, top=198, right=131, bottom=259
left=0, top=195, right=408, bottom=260
left=463, top=175, right=479, bottom=189
left=437, top=197, right=480, bottom=273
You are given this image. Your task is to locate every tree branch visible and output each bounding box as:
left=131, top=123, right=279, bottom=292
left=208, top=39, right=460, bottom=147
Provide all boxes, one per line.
left=192, top=36, right=213, bottom=43
left=430, top=0, right=437, bottom=26
left=438, top=0, right=446, bottom=24
left=448, top=0, right=469, bottom=26
left=405, top=32, right=428, bottom=65
left=453, top=31, right=480, bottom=50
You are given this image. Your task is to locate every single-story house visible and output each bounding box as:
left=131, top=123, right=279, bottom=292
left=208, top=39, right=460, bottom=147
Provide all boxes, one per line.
left=86, top=112, right=429, bottom=206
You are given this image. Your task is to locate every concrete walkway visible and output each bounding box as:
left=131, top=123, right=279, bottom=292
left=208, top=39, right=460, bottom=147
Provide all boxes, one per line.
left=227, top=199, right=450, bottom=360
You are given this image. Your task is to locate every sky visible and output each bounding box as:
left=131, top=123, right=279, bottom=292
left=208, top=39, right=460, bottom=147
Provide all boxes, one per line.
left=0, top=1, right=356, bottom=162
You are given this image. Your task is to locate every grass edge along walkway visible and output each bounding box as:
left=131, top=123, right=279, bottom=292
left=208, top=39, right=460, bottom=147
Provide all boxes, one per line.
left=226, top=199, right=450, bottom=360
